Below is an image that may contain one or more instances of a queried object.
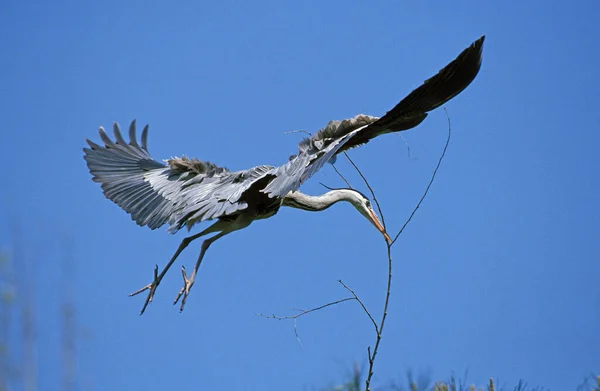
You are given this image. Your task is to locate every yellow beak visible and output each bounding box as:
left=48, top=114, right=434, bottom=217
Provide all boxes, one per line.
left=369, top=208, right=392, bottom=243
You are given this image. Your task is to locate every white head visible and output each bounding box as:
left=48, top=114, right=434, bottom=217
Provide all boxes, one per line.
left=345, top=189, right=392, bottom=243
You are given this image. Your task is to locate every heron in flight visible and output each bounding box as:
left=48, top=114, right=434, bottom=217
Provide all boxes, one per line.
left=84, top=36, right=484, bottom=313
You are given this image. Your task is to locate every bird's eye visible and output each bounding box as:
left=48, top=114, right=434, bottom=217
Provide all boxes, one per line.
left=366, top=200, right=371, bottom=208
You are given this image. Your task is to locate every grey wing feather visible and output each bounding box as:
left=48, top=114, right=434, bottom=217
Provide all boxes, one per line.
left=84, top=120, right=273, bottom=233
left=263, top=115, right=375, bottom=198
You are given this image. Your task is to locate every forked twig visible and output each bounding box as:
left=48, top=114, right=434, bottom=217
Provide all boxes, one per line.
left=256, top=297, right=355, bottom=346
left=338, top=280, right=378, bottom=334
left=255, top=278, right=378, bottom=347
left=264, top=109, right=454, bottom=391
left=363, top=243, right=392, bottom=391
left=343, top=108, right=453, bottom=391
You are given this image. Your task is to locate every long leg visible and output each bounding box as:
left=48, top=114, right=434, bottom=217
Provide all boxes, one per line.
left=130, top=220, right=226, bottom=315
left=173, top=230, right=231, bottom=312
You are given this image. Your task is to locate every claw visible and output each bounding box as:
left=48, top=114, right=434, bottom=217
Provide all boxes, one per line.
left=130, top=265, right=160, bottom=315
left=173, top=265, right=194, bottom=312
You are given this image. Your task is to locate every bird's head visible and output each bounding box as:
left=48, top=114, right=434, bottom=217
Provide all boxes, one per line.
left=346, top=190, right=391, bottom=243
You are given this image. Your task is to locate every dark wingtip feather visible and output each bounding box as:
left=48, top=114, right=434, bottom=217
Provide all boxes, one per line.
left=338, top=36, right=485, bottom=152
left=390, top=34, right=485, bottom=120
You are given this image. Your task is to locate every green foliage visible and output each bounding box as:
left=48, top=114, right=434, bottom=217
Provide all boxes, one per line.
left=322, top=366, right=599, bottom=391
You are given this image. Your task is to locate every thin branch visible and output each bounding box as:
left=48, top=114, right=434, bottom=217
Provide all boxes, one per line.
left=338, top=280, right=378, bottom=334
left=332, top=164, right=353, bottom=189
left=390, top=108, right=452, bottom=247
left=256, top=297, right=355, bottom=346
left=257, top=279, right=379, bottom=347
left=366, top=110, right=452, bottom=389
left=365, top=243, right=392, bottom=391
left=256, top=298, right=355, bottom=321
left=265, top=109, right=453, bottom=391
left=343, top=152, right=387, bottom=230
left=318, top=182, right=338, bottom=191
left=283, top=129, right=312, bottom=136
left=397, top=134, right=413, bottom=159
left=339, top=151, right=391, bottom=391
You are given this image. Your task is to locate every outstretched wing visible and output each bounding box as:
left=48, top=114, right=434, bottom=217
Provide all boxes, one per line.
left=263, top=36, right=485, bottom=198
left=341, top=35, right=485, bottom=151
left=84, top=121, right=273, bottom=233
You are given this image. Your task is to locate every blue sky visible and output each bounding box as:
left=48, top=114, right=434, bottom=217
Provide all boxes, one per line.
left=1, top=1, right=599, bottom=390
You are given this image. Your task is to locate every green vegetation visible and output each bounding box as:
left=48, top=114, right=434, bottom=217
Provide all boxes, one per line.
left=323, top=366, right=600, bottom=391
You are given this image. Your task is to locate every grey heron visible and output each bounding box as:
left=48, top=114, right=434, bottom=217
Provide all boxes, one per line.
left=84, top=36, right=484, bottom=313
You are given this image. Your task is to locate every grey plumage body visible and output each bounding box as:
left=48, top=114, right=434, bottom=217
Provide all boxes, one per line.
left=84, top=36, right=485, bottom=313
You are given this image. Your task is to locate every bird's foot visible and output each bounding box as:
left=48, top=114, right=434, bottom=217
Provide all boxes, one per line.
left=130, top=265, right=161, bottom=315
left=173, top=266, right=195, bottom=312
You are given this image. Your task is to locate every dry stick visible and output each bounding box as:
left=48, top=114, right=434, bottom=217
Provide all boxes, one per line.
left=342, top=152, right=387, bottom=230
left=283, top=129, right=312, bottom=136
left=340, top=152, right=388, bottom=391
left=344, top=109, right=453, bottom=391
left=331, top=164, right=354, bottom=189
left=256, top=297, right=355, bottom=347
left=256, top=280, right=378, bottom=346
left=338, top=279, right=378, bottom=334
left=340, top=153, right=390, bottom=391
left=318, top=182, right=339, bottom=191
left=363, top=243, right=392, bottom=391
left=391, top=109, right=452, bottom=246
left=398, top=134, right=413, bottom=159
left=268, top=110, right=453, bottom=391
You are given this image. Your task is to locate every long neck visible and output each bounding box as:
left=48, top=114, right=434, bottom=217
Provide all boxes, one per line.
left=282, top=190, right=358, bottom=212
